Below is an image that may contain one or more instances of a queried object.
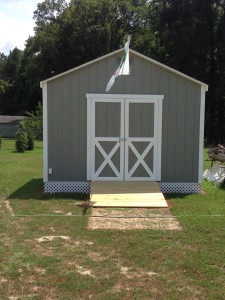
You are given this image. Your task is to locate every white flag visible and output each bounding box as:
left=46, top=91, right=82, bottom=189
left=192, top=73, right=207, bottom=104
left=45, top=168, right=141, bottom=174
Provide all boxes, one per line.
left=106, top=36, right=131, bottom=92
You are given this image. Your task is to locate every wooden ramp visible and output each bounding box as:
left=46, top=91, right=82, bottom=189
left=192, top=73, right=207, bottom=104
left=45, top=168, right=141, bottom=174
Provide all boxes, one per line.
left=89, top=181, right=168, bottom=208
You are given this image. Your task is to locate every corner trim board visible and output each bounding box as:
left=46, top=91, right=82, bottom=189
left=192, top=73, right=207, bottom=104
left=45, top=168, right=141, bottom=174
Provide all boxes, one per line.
left=42, top=82, right=48, bottom=182
left=198, top=86, right=207, bottom=183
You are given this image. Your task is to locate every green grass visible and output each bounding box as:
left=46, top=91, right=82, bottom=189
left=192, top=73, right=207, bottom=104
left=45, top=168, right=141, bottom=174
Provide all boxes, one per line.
left=0, top=138, right=225, bottom=299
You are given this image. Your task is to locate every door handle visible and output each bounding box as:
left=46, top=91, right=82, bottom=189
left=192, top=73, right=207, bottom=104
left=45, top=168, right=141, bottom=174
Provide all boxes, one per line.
left=119, top=138, right=127, bottom=142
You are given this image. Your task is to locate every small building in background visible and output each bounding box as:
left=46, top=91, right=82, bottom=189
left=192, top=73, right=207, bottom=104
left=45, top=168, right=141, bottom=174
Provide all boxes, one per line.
left=0, top=115, right=25, bottom=138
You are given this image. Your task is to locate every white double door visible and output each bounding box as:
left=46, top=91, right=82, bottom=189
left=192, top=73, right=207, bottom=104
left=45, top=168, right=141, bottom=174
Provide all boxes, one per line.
left=87, top=95, right=163, bottom=181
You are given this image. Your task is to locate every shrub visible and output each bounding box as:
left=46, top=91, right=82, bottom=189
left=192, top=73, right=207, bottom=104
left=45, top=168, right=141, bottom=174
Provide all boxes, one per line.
left=15, top=124, right=28, bottom=152
left=27, top=132, right=35, bottom=150
left=24, top=102, right=43, bottom=140
left=0, top=135, right=1, bottom=150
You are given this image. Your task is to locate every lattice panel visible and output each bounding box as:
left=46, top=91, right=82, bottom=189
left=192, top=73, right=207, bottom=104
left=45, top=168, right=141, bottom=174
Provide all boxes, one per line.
left=44, top=181, right=90, bottom=194
left=44, top=181, right=201, bottom=194
left=158, top=182, right=201, bottom=194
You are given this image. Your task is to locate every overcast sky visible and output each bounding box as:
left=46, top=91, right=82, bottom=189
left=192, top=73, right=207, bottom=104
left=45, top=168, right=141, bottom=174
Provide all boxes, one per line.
left=0, top=0, right=42, bottom=54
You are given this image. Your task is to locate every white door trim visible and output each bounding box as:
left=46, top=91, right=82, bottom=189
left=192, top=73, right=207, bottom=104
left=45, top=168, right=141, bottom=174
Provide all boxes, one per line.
left=86, top=94, right=164, bottom=181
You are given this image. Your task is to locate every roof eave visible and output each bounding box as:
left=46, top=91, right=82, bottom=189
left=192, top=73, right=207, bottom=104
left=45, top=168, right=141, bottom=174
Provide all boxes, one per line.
left=40, top=48, right=124, bottom=87
left=40, top=48, right=208, bottom=90
left=130, top=49, right=208, bottom=89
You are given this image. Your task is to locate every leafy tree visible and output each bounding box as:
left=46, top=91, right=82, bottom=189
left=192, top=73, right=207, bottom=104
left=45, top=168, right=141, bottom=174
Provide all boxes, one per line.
left=26, top=132, right=35, bottom=150
left=22, top=102, right=43, bottom=140
left=15, top=0, right=147, bottom=112
left=0, top=48, right=23, bottom=114
left=0, top=79, right=11, bottom=95
left=15, top=123, right=28, bottom=152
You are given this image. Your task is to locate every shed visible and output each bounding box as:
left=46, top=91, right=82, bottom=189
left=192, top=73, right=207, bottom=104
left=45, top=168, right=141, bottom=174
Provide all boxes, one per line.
left=0, top=115, right=25, bottom=138
left=40, top=48, right=208, bottom=194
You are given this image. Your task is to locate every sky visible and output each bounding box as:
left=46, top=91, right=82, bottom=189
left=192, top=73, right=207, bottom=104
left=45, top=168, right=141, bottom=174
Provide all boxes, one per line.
left=0, top=0, right=42, bottom=54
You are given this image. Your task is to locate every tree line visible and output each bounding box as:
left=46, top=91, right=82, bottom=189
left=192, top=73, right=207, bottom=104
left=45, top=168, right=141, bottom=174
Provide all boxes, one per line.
left=0, top=0, right=224, bottom=144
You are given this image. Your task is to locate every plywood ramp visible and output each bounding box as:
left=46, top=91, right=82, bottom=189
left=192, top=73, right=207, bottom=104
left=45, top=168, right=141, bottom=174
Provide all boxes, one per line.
left=90, top=181, right=168, bottom=208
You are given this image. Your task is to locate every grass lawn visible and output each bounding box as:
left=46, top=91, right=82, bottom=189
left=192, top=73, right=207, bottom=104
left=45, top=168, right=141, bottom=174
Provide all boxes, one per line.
left=0, top=139, right=225, bottom=299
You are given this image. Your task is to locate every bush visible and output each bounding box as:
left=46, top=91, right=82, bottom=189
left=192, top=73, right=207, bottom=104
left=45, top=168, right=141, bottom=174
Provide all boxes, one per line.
left=24, top=102, right=43, bottom=140
left=27, top=132, right=35, bottom=150
left=15, top=125, right=28, bottom=152
left=0, top=135, right=1, bottom=150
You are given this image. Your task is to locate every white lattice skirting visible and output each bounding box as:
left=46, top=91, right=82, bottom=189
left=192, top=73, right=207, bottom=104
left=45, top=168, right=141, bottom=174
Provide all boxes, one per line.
left=158, top=182, right=201, bottom=193
left=44, top=181, right=91, bottom=194
left=44, top=181, right=201, bottom=194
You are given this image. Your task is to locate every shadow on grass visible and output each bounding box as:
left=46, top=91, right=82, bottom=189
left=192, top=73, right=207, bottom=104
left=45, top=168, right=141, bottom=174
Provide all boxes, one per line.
left=8, top=178, right=87, bottom=201
left=164, top=193, right=191, bottom=200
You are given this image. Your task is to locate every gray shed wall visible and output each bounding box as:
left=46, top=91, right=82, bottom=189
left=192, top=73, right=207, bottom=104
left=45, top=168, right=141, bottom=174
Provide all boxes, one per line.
left=47, top=52, right=201, bottom=182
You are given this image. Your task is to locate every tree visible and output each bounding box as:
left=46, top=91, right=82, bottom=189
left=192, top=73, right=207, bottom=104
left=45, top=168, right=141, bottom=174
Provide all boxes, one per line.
left=15, top=0, right=148, bottom=112
left=0, top=48, right=23, bottom=114
left=0, top=79, right=11, bottom=95
left=22, top=101, right=43, bottom=140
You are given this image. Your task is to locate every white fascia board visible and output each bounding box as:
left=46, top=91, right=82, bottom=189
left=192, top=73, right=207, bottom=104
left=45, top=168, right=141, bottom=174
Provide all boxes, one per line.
left=86, top=93, right=164, bottom=100
left=198, top=85, right=207, bottom=183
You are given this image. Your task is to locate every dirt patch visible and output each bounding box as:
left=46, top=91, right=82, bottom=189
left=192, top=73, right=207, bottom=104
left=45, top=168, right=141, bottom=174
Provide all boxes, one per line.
left=112, top=264, right=158, bottom=293
left=75, top=265, right=95, bottom=277
left=67, top=262, right=96, bottom=278
left=34, top=244, right=55, bottom=257
left=88, top=208, right=181, bottom=230
left=87, top=251, right=105, bottom=262
left=54, top=210, right=64, bottom=214
left=4, top=199, right=14, bottom=216
left=36, top=236, right=70, bottom=243
left=166, top=199, right=173, bottom=209
left=120, top=265, right=157, bottom=279
left=69, top=240, right=94, bottom=247
left=34, top=267, right=46, bottom=275
left=201, top=189, right=207, bottom=195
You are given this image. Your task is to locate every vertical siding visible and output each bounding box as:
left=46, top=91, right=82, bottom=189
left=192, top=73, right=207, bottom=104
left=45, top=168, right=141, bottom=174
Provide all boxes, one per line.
left=175, top=77, right=187, bottom=181
left=61, top=75, right=71, bottom=180
left=70, top=71, right=80, bottom=180
left=166, top=73, right=178, bottom=181
left=159, top=69, right=169, bottom=180
left=47, top=52, right=201, bottom=182
left=79, top=68, right=88, bottom=180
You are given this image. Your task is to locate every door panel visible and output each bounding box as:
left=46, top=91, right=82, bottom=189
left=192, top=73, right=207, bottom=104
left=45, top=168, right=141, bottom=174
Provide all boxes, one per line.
left=129, top=103, right=154, bottom=137
left=125, top=100, right=156, bottom=181
left=92, top=99, right=124, bottom=180
left=95, top=102, right=121, bottom=137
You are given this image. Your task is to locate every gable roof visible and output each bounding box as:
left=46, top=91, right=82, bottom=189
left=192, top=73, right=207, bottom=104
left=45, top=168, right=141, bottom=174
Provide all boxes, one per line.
left=40, top=48, right=208, bottom=90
